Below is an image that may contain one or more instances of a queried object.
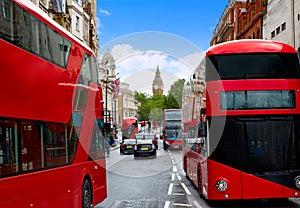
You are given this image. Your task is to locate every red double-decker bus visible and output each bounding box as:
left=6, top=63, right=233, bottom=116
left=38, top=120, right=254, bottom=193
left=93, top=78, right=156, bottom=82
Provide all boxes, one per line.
left=0, top=0, right=107, bottom=207
left=122, top=117, right=138, bottom=141
left=162, top=109, right=183, bottom=150
left=182, top=39, right=300, bottom=200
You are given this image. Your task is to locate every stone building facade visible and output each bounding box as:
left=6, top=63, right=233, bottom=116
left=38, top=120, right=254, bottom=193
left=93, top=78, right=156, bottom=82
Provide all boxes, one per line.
left=30, top=0, right=99, bottom=55
left=211, top=0, right=267, bottom=46
left=263, top=0, right=300, bottom=50
left=118, top=82, right=139, bottom=126
left=211, top=0, right=300, bottom=51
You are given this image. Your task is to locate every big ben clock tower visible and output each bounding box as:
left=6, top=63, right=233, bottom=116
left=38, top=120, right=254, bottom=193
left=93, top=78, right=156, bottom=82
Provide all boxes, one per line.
left=152, top=66, right=164, bottom=95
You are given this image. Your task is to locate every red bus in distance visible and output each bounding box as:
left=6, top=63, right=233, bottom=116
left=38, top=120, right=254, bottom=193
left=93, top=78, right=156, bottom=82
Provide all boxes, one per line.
left=162, top=109, right=183, bottom=150
left=0, top=0, right=107, bottom=207
left=122, top=117, right=138, bottom=141
left=182, top=39, right=300, bottom=200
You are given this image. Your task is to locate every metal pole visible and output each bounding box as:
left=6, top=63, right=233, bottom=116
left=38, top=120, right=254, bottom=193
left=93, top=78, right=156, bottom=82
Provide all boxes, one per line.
left=105, top=80, right=108, bottom=136
left=114, top=98, right=117, bottom=126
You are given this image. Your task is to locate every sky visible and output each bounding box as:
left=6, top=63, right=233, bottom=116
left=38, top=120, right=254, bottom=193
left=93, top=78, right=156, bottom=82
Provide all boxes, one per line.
left=96, top=0, right=229, bottom=95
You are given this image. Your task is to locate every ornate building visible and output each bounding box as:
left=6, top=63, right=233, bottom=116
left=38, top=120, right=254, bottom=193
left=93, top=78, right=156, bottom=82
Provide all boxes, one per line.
left=210, top=0, right=267, bottom=46
left=99, top=52, right=117, bottom=127
left=152, top=66, right=164, bottom=95
left=118, top=82, right=139, bottom=126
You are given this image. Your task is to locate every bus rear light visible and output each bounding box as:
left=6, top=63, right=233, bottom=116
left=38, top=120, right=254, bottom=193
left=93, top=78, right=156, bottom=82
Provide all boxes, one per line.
left=215, top=178, right=228, bottom=192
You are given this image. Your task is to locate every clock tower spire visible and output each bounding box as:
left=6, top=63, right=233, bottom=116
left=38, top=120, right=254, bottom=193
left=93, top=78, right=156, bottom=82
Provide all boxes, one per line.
left=152, top=65, right=164, bottom=95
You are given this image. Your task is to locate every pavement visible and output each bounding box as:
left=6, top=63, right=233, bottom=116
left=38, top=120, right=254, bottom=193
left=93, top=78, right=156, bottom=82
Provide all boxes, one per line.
left=110, top=142, right=120, bottom=151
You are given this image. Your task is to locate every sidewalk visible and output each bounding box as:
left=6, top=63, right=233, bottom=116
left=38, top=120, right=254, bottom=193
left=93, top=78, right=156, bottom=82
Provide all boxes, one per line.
left=109, top=141, right=120, bottom=151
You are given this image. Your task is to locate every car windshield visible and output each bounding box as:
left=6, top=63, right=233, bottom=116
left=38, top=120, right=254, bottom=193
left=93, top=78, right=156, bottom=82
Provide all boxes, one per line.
left=144, top=135, right=154, bottom=139
left=124, top=139, right=135, bottom=144
left=135, top=134, right=143, bottom=139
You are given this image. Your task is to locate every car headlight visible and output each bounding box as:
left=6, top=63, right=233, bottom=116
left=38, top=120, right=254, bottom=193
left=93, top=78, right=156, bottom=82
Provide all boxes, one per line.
left=165, top=141, right=170, bottom=145
left=215, top=178, right=228, bottom=192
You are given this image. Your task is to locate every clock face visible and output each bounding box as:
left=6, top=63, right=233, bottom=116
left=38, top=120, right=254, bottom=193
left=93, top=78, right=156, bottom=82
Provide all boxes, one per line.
left=154, top=85, right=158, bottom=90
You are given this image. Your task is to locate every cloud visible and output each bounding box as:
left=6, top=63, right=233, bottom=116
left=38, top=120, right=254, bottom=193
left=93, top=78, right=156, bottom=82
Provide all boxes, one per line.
left=111, top=44, right=140, bottom=61
left=99, top=8, right=111, bottom=16
left=97, top=17, right=103, bottom=35
left=106, top=44, right=200, bottom=95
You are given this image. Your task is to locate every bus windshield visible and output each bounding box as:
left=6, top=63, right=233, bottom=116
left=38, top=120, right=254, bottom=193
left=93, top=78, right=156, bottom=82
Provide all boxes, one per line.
left=165, top=111, right=182, bottom=121
left=206, top=53, right=300, bottom=81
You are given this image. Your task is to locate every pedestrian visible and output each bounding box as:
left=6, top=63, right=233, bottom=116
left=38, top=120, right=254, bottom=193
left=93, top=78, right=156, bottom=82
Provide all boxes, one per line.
left=105, top=137, right=110, bottom=157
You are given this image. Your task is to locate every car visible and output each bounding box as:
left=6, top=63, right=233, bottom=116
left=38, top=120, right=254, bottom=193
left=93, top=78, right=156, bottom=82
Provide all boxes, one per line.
left=143, top=133, right=158, bottom=149
left=134, top=133, right=144, bottom=140
left=134, top=134, right=157, bottom=157
left=120, top=139, right=136, bottom=154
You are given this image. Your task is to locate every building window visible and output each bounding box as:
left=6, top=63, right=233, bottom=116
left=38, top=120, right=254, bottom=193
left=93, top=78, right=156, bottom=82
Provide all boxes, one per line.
left=2, top=0, right=10, bottom=19
left=76, top=16, right=79, bottom=31
left=271, top=31, right=275, bottom=38
left=298, top=14, right=300, bottom=21
left=276, top=26, right=280, bottom=35
left=281, top=22, right=286, bottom=31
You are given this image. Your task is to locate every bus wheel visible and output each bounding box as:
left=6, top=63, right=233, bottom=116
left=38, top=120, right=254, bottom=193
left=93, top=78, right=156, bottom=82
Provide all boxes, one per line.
left=82, top=179, right=92, bottom=208
left=197, top=166, right=203, bottom=197
left=183, top=157, right=190, bottom=180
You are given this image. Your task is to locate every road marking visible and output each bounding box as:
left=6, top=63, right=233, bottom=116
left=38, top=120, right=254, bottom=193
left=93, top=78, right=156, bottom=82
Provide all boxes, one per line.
left=172, top=202, right=192, bottom=207
left=173, top=193, right=185, bottom=195
left=171, top=159, right=176, bottom=165
left=173, top=166, right=178, bottom=172
left=168, top=183, right=173, bottom=195
left=164, top=201, right=170, bottom=208
left=171, top=173, right=175, bottom=181
left=193, top=200, right=203, bottom=208
left=176, top=173, right=181, bottom=181
left=181, top=183, right=191, bottom=195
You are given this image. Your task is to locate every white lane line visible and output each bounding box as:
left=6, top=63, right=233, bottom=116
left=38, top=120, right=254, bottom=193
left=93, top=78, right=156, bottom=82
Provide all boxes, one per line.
left=176, top=173, right=181, bottom=181
left=167, top=183, right=173, bottom=195
left=171, top=173, right=175, bottom=181
left=172, top=202, right=192, bottom=207
left=171, top=159, right=176, bottom=165
left=181, top=183, right=191, bottom=195
left=164, top=201, right=170, bottom=208
left=173, top=166, right=178, bottom=172
left=193, top=200, right=203, bottom=208
left=172, top=193, right=185, bottom=196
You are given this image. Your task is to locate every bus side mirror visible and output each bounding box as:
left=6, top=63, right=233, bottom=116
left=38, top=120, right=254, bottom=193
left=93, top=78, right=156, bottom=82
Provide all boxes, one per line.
left=133, top=122, right=138, bottom=127
left=198, top=122, right=206, bottom=137
left=200, top=108, right=206, bottom=115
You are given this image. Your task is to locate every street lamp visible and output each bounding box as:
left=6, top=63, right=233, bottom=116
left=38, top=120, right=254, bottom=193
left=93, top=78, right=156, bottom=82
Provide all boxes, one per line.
left=102, top=69, right=119, bottom=137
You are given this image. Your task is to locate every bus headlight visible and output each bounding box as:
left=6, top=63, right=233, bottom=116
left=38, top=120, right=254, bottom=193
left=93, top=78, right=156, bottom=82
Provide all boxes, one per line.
left=215, top=178, right=228, bottom=192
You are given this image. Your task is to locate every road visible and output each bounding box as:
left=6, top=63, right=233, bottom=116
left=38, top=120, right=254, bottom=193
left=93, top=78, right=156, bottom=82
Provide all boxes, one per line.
left=96, top=140, right=300, bottom=208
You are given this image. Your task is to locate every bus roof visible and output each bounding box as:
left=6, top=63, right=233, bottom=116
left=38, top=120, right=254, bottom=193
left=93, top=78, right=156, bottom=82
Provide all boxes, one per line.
left=206, top=39, right=297, bottom=55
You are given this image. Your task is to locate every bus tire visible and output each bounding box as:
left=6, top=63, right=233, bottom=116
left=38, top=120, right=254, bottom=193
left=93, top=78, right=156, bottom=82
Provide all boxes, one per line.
left=82, top=179, right=92, bottom=208
left=197, top=165, right=203, bottom=197
left=183, top=157, right=190, bottom=180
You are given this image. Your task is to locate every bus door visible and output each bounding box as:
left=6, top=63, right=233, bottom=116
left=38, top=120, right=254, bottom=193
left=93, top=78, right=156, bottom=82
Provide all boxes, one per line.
left=0, top=120, right=17, bottom=176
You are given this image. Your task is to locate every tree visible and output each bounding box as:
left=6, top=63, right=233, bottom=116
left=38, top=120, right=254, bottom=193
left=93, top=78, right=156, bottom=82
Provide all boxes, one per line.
left=166, top=79, right=185, bottom=108
left=134, top=78, right=185, bottom=121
